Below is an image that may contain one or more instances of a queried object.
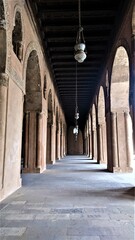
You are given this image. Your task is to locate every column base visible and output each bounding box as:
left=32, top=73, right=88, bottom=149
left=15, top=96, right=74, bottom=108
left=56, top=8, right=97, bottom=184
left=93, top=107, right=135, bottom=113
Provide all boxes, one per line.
left=22, top=167, right=46, bottom=173
left=108, top=166, right=133, bottom=173
left=98, top=160, right=106, bottom=164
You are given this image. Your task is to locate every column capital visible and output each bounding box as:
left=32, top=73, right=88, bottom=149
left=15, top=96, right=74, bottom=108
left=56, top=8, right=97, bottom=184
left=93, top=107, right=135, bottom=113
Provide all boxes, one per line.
left=0, top=73, right=9, bottom=87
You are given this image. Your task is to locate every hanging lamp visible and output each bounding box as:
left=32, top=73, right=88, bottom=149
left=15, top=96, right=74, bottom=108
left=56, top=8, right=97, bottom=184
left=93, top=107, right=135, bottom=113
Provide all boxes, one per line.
left=74, top=0, right=87, bottom=63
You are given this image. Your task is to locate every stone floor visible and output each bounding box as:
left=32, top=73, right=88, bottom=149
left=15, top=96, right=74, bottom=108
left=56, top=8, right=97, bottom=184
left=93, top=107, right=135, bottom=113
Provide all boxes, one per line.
left=0, top=155, right=135, bottom=240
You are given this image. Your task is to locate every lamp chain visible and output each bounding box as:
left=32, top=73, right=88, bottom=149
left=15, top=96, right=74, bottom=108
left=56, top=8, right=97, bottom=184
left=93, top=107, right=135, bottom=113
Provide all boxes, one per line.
left=75, top=61, right=78, bottom=110
left=78, top=0, right=81, bottom=28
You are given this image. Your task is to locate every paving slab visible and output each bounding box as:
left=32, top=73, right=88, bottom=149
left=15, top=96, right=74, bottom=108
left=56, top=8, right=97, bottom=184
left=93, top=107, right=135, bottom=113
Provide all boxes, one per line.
left=0, top=156, right=134, bottom=240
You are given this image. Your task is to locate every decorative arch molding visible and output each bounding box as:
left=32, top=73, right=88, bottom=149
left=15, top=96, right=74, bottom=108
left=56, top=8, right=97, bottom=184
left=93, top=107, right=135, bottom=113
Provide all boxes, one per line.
left=23, top=41, right=42, bottom=93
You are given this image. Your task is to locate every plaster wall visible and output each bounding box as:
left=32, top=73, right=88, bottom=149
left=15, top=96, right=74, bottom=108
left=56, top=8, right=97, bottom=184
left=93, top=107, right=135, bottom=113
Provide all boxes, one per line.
left=0, top=78, right=23, bottom=200
left=67, top=126, right=83, bottom=155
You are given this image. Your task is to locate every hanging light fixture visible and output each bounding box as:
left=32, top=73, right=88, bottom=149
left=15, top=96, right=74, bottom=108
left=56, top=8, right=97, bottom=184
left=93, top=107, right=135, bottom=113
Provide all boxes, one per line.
left=74, top=62, right=79, bottom=120
left=73, top=62, right=79, bottom=141
left=74, top=0, right=87, bottom=63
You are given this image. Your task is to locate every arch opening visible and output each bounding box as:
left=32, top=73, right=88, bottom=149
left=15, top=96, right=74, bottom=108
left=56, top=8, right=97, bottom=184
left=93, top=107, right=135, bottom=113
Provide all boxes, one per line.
left=21, top=50, right=42, bottom=172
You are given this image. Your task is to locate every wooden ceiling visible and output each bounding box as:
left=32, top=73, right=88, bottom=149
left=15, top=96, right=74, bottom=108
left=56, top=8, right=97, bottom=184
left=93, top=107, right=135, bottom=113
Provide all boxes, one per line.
left=28, top=0, right=132, bottom=129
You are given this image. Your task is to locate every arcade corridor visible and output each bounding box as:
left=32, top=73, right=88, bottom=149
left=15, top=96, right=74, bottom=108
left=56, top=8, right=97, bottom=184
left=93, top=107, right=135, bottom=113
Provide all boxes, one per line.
left=0, top=155, right=134, bottom=239
left=1, top=5, right=135, bottom=240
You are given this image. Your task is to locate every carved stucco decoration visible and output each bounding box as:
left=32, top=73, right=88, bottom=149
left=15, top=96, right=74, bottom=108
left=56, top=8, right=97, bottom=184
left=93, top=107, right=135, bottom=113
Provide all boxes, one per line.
left=3, top=1, right=25, bottom=90
left=3, top=1, right=42, bottom=94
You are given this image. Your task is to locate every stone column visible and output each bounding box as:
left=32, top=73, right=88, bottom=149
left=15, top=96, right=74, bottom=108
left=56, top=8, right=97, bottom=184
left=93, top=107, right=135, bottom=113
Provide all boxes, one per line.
left=57, top=121, right=61, bottom=159
left=63, top=125, right=66, bottom=156
left=131, top=35, right=135, bottom=153
left=87, top=136, right=89, bottom=156
left=97, top=124, right=102, bottom=164
left=23, top=111, right=38, bottom=173
left=50, top=123, right=56, bottom=164
left=60, top=126, right=64, bottom=158
left=37, top=112, right=43, bottom=170
left=42, top=110, right=47, bottom=170
left=56, top=129, right=59, bottom=159
left=92, top=129, right=97, bottom=160
left=102, top=121, right=107, bottom=164
left=65, top=128, right=67, bottom=155
left=92, top=130, right=95, bottom=159
left=88, top=134, right=91, bottom=158
left=24, top=111, right=29, bottom=169
left=0, top=73, right=9, bottom=189
left=124, top=112, right=133, bottom=169
left=107, top=111, right=133, bottom=172
left=86, top=121, right=89, bottom=156
left=97, top=122, right=107, bottom=164
left=111, top=112, right=119, bottom=170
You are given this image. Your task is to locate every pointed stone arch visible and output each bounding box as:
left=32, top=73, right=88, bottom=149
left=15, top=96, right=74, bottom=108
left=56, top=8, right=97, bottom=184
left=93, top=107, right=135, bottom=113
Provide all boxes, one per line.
left=108, top=46, right=133, bottom=172
left=21, top=50, right=42, bottom=173
left=25, top=50, right=42, bottom=111
left=111, top=46, right=129, bottom=112
left=23, top=41, right=42, bottom=90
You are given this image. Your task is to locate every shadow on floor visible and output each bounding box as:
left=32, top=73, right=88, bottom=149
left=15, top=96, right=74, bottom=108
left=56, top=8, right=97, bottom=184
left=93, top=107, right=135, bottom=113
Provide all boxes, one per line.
left=123, top=187, right=135, bottom=197
left=71, top=169, right=108, bottom=173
